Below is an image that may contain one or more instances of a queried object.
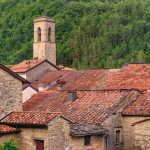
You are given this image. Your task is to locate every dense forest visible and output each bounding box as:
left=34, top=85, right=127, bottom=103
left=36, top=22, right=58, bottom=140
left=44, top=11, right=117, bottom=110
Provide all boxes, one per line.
left=0, top=0, right=150, bottom=69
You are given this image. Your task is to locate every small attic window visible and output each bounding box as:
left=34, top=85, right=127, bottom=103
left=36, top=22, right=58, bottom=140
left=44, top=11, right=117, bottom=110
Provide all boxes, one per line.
left=68, top=91, right=77, bottom=102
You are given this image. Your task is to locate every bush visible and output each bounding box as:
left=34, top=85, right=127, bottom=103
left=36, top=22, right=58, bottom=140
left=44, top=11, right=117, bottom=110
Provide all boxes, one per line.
left=0, top=141, right=19, bottom=150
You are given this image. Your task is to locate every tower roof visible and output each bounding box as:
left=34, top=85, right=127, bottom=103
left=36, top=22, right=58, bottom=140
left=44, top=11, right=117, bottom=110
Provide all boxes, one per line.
left=34, top=16, right=55, bottom=23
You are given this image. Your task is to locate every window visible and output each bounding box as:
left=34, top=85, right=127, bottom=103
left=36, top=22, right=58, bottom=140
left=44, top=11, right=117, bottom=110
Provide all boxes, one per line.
left=116, top=130, right=120, bottom=144
left=38, top=28, right=41, bottom=41
left=48, top=28, right=51, bottom=42
left=84, top=135, right=91, bottom=146
left=35, top=140, right=44, bottom=150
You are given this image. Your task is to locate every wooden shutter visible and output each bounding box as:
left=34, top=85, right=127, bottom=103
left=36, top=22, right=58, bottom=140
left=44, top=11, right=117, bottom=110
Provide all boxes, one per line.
left=35, top=140, right=44, bottom=150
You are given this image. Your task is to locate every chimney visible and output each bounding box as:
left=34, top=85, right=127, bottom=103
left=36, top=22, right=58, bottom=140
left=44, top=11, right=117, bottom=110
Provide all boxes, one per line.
left=68, top=91, right=77, bottom=102
left=38, top=84, right=44, bottom=91
left=56, top=80, right=66, bottom=90
left=26, top=60, right=31, bottom=68
left=33, top=57, right=39, bottom=63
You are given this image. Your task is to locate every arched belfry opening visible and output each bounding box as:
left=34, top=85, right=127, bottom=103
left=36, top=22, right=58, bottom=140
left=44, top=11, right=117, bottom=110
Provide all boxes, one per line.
left=38, top=27, right=41, bottom=41
left=48, top=28, right=51, bottom=42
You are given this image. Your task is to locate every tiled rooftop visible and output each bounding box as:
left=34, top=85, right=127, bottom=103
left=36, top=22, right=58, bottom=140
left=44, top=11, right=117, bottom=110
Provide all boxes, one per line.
left=10, top=59, right=45, bottom=73
left=10, top=59, right=59, bottom=73
left=108, top=64, right=150, bottom=90
left=123, top=91, right=150, bottom=116
left=0, top=125, right=17, bottom=134
left=31, top=69, right=118, bottom=91
left=0, top=111, right=61, bottom=126
left=23, top=90, right=131, bottom=125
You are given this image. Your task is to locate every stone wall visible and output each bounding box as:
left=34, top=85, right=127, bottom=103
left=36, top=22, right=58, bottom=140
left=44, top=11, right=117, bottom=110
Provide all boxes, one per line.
left=69, top=135, right=103, bottom=150
left=22, top=61, right=57, bottom=81
left=102, top=114, right=123, bottom=150
left=19, top=127, right=48, bottom=150
left=133, top=119, right=150, bottom=150
left=0, top=68, right=22, bottom=119
left=0, top=133, right=20, bottom=147
left=48, top=117, right=70, bottom=150
left=48, top=117, right=104, bottom=150
left=122, top=116, right=149, bottom=150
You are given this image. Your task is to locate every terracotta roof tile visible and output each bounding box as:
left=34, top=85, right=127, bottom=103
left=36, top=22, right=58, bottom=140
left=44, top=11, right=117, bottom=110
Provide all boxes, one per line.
left=31, top=70, right=85, bottom=90
left=123, top=91, right=150, bottom=116
left=10, top=59, right=45, bottom=73
left=66, top=69, right=118, bottom=90
left=108, top=64, right=150, bottom=90
left=23, top=90, right=130, bottom=125
left=0, top=125, right=17, bottom=134
left=31, top=69, right=118, bottom=91
left=10, top=59, right=59, bottom=73
left=0, top=111, right=61, bottom=126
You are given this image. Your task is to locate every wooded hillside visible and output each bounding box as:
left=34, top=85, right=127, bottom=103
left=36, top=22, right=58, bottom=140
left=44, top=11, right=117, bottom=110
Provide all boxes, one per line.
left=0, top=0, right=150, bottom=68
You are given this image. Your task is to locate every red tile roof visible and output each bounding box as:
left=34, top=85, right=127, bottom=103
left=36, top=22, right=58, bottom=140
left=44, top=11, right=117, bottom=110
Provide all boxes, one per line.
left=0, top=111, right=62, bottom=126
left=0, top=125, right=18, bottom=134
left=31, top=70, right=85, bottom=90
left=123, top=91, right=150, bottom=116
left=23, top=90, right=130, bottom=125
left=10, top=59, right=59, bottom=73
left=31, top=69, right=118, bottom=91
left=31, top=70, right=68, bottom=89
left=66, top=69, right=118, bottom=91
left=108, top=64, right=150, bottom=90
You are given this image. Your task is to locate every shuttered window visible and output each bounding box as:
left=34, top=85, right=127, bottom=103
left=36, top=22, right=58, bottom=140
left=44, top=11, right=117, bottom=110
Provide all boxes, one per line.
left=35, top=140, right=44, bottom=150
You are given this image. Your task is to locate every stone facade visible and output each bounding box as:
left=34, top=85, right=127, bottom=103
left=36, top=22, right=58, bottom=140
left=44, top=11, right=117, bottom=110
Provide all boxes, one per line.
left=0, top=117, right=104, bottom=150
left=0, top=133, right=20, bottom=146
left=102, top=113, right=123, bottom=150
left=0, top=68, right=22, bottom=119
left=121, top=116, right=150, bottom=150
left=19, top=127, right=48, bottom=150
left=33, top=16, right=56, bottom=65
left=69, top=136, right=103, bottom=150
left=101, top=114, right=150, bottom=150
left=132, top=119, right=150, bottom=150
left=19, top=61, right=57, bottom=81
left=48, top=117, right=70, bottom=150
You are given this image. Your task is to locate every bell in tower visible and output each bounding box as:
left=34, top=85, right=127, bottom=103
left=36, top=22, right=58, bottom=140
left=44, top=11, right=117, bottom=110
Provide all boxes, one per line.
left=33, top=16, right=56, bottom=65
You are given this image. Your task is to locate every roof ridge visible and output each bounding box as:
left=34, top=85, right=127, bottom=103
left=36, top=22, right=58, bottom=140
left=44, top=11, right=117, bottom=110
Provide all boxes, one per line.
left=11, top=111, right=62, bottom=114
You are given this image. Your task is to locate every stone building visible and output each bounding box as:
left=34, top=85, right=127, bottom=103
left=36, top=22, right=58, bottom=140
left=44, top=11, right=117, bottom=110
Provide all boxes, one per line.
left=0, top=64, right=29, bottom=119
left=132, top=118, right=150, bottom=150
left=0, top=16, right=149, bottom=150
left=0, top=111, right=106, bottom=150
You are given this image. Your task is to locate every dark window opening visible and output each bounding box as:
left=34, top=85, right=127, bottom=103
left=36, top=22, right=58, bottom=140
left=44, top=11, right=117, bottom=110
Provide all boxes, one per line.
left=38, top=28, right=41, bottom=41
left=48, top=28, right=51, bottom=42
left=35, top=140, right=44, bottom=150
left=84, top=135, right=91, bottom=146
left=116, top=130, right=120, bottom=144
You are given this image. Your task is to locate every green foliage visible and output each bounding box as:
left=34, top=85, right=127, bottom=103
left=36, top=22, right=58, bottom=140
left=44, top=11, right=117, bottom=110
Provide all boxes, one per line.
left=0, top=0, right=149, bottom=68
left=0, top=141, right=19, bottom=150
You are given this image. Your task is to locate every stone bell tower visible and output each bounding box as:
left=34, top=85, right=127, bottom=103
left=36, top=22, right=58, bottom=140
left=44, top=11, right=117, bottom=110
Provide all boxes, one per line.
left=33, top=16, right=56, bottom=65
